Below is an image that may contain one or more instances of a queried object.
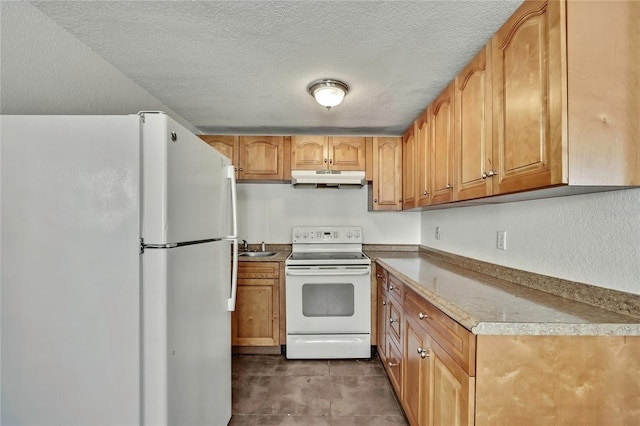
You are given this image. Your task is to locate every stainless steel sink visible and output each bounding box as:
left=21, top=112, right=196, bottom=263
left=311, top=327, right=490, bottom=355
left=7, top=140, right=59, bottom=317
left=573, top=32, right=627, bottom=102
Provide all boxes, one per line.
left=238, top=251, right=277, bottom=257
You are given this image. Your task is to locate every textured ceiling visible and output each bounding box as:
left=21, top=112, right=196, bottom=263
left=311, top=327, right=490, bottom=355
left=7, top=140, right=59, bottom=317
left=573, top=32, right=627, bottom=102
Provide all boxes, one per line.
left=30, top=0, right=524, bottom=136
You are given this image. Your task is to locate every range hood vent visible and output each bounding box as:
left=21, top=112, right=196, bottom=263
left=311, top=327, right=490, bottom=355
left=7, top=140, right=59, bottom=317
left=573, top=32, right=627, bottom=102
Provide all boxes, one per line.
left=291, top=170, right=366, bottom=189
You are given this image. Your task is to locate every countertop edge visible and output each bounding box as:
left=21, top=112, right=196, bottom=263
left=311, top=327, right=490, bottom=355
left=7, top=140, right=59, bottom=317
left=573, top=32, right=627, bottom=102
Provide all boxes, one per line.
left=375, top=256, right=640, bottom=336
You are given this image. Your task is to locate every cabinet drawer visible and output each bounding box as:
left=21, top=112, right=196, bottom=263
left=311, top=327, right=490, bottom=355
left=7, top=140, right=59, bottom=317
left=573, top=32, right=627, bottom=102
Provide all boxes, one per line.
left=386, top=273, right=404, bottom=304
left=405, top=288, right=476, bottom=375
left=238, top=261, right=279, bottom=279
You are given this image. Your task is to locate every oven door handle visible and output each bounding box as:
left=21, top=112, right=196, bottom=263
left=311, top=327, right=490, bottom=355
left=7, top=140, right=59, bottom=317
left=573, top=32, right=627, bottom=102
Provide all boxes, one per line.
left=285, top=268, right=371, bottom=276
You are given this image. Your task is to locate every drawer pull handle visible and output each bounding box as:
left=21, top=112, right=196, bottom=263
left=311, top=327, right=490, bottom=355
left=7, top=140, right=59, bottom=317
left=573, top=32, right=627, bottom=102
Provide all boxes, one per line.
left=418, top=312, right=428, bottom=320
left=388, top=361, right=399, bottom=367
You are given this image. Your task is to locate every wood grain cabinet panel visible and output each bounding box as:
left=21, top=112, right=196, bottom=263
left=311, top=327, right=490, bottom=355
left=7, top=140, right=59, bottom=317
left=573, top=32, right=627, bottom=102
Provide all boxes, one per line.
left=329, top=137, right=366, bottom=171
left=371, top=137, right=403, bottom=211
left=402, top=125, right=417, bottom=210
left=430, top=83, right=455, bottom=205
left=454, top=46, right=494, bottom=202
left=232, top=262, right=280, bottom=347
left=415, top=108, right=431, bottom=207
left=239, top=136, right=285, bottom=180
left=491, top=0, right=564, bottom=194
left=291, top=136, right=366, bottom=171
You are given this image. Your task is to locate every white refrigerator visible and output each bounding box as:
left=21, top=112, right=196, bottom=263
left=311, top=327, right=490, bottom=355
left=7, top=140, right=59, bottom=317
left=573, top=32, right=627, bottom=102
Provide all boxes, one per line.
left=1, top=112, right=238, bottom=425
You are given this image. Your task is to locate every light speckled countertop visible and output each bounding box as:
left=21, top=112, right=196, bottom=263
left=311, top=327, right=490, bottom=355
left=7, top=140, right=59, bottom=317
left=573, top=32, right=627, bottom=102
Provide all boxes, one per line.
left=373, top=253, right=640, bottom=336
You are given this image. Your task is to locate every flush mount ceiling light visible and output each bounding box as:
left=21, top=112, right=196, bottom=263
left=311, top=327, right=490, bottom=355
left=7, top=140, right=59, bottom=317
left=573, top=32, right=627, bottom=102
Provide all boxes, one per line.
left=307, top=79, right=349, bottom=110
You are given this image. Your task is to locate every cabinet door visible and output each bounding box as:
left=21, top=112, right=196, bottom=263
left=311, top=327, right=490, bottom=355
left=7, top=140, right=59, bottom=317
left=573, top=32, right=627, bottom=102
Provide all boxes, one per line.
left=232, top=278, right=279, bottom=346
left=291, top=135, right=328, bottom=170
left=199, top=135, right=239, bottom=177
left=371, top=137, right=402, bottom=211
left=454, top=46, right=494, bottom=201
left=386, top=337, right=403, bottom=398
left=430, top=338, right=473, bottom=426
left=491, top=0, right=564, bottom=194
left=404, top=316, right=431, bottom=426
left=239, top=136, right=285, bottom=180
left=377, top=287, right=388, bottom=363
left=329, top=137, right=366, bottom=170
left=430, top=83, right=455, bottom=205
left=402, top=125, right=417, bottom=210
left=415, top=108, right=431, bottom=207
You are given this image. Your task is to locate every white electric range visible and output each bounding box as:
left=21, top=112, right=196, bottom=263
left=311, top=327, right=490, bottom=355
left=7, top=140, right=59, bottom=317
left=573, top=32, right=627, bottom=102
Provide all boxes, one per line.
left=285, top=226, right=371, bottom=359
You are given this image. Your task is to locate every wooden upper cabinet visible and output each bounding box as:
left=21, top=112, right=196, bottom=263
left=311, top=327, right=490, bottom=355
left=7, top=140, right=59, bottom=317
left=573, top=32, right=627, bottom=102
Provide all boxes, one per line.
left=415, top=108, right=431, bottom=207
left=291, top=136, right=327, bottom=170
left=430, top=82, right=455, bottom=205
left=371, top=137, right=402, bottom=211
left=454, top=46, right=494, bottom=202
left=329, top=137, right=366, bottom=170
left=291, top=136, right=366, bottom=171
left=402, top=125, right=416, bottom=210
left=491, top=0, right=564, bottom=194
left=565, top=0, right=639, bottom=186
left=239, top=136, right=285, bottom=180
left=199, top=135, right=239, bottom=176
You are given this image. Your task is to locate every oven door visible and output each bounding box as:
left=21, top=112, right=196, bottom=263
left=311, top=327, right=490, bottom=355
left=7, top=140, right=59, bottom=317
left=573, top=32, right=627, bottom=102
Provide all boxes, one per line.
left=285, top=265, right=371, bottom=334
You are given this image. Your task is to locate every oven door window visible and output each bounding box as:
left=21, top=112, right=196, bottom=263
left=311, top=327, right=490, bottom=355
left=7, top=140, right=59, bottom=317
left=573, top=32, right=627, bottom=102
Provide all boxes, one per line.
left=302, top=283, right=354, bottom=317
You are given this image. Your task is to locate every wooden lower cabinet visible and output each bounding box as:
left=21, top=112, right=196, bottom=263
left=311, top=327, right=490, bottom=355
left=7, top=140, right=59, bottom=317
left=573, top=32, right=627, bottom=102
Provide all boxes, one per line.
left=232, top=262, right=280, bottom=348
left=377, top=263, right=640, bottom=426
left=403, top=294, right=473, bottom=426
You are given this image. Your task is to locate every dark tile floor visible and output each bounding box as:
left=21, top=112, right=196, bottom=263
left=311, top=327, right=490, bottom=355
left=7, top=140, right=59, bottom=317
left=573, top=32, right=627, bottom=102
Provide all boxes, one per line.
left=229, top=355, right=408, bottom=426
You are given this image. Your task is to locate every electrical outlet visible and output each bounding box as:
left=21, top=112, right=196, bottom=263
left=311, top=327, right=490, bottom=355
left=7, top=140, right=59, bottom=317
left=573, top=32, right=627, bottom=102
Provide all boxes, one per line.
left=497, top=231, right=507, bottom=250
left=435, top=226, right=441, bottom=240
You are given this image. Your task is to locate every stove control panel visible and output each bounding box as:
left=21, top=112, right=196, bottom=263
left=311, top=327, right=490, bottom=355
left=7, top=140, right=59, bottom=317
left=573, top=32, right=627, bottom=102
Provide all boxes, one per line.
left=292, top=226, right=363, bottom=244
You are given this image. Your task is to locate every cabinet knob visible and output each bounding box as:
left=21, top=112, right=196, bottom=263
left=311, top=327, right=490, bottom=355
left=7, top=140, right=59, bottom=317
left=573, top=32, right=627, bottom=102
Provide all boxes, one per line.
left=388, top=361, right=399, bottom=367
left=324, top=158, right=328, bottom=163
left=418, top=312, right=428, bottom=320
left=389, top=285, right=394, bottom=291
left=423, top=191, right=428, bottom=195
left=376, top=274, right=383, bottom=278
left=382, top=301, right=387, bottom=306
left=389, top=317, right=395, bottom=324
left=239, top=167, right=244, bottom=171
left=374, top=198, right=378, bottom=203
left=446, top=183, right=452, bottom=189
left=329, top=158, right=333, bottom=164
left=482, top=170, right=496, bottom=179
left=419, top=348, right=429, bottom=359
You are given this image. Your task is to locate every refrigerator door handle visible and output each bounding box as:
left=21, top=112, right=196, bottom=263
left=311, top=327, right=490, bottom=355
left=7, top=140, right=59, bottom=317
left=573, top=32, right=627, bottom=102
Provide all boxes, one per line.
left=225, top=164, right=239, bottom=311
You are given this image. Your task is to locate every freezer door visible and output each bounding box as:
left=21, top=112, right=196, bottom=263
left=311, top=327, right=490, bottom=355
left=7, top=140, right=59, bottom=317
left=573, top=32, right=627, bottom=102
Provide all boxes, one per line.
left=142, top=240, right=232, bottom=425
left=141, top=112, right=232, bottom=244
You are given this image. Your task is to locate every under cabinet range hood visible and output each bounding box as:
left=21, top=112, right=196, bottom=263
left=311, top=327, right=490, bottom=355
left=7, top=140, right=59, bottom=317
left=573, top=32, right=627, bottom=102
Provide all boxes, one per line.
left=291, top=170, right=366, bottom=188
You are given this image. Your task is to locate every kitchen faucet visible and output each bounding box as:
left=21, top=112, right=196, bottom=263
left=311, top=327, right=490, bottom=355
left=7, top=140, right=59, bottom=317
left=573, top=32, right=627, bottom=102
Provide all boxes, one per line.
left=242, top=240, right=248, bottom=252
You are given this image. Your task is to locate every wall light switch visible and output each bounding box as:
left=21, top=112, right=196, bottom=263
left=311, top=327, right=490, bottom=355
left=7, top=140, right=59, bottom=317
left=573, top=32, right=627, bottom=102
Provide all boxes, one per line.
left=497, top=230, right=507, bottom=250
left=435, top=226, right=441, bottom=240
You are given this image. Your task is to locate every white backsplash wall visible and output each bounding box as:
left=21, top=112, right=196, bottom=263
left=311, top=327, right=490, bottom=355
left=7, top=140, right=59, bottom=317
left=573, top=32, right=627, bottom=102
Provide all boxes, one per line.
left=237, top=184, right=421, bottom=244
left=421, top=188, right=640, bottom=295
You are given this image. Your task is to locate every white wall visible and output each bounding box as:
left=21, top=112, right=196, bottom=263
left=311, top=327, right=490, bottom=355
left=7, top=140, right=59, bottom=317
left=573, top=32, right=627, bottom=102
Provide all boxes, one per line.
left=421, top=189, right=640, bottom=295
left=237, top=184, right=420, bottom=244
left=0, top=2, right=196, bottom=133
